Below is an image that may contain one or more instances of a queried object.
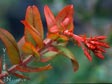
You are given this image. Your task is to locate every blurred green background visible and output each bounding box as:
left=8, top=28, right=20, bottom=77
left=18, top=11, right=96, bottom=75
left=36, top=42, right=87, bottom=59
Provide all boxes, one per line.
left=0, top=0, right=112, bottom=83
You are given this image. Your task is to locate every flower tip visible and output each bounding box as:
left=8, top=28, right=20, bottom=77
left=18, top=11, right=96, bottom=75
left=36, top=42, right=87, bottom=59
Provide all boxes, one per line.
left=83, top=48, right=92, bottom=62
left=105, top=44, right=110, bottom=48
left=69, top=5, right=73, bottom=9
left=32, top=5, right=36, bottom=7
left=44, top=5, right=50, bottom=13
left=95, top=52, right=105, bottom=59
left=44, top=5, right=49, bottom=9
left=27, top=6, right=31, bottom=9
left=96, top=36, right=107, bottom=40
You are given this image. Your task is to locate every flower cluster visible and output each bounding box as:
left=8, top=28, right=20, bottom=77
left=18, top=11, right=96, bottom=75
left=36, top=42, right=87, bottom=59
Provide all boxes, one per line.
left=82, top=36, right=109, bottom=61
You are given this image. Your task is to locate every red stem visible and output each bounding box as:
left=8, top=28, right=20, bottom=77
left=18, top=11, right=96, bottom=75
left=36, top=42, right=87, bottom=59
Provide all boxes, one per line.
left=0, top=55, right=33, bottom=78
left=63, top=30, right=84, bottom=43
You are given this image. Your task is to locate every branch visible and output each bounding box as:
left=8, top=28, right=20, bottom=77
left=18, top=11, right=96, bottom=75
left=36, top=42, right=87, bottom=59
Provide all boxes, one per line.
left=0, top=37, right=52, bottom=79
left=0, top=55, right=33, bottom=78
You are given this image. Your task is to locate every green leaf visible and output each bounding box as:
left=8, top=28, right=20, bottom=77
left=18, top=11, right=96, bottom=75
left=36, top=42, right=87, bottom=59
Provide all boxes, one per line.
left=41, top=51, right=59, bottom=62
left=0, top=28, right=21, bottom=64
left=56, top=46, right=79, bottom=72
left=15, top=64, right=52, bottom=72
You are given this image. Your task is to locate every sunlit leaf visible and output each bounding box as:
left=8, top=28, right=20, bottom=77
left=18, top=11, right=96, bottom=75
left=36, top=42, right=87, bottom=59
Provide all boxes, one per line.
left=22, top=21, right=43, bottom=49
left=56, top=5, right=74, bottom=32
left=41, top=51, right=59, bottom=62
left=22, top=42, right=40, bottom=59
left=25, top=5, right=44, bottom=38
left=0, top=57, right=2, bottom=74
left=56, top=46, right=79, bottom=72
left=44, top=5, right=59, bottom=33
left=12, top=72, right=30, bottom=80
left=15, top=64, right=52, bottom=72
left=0, top=28, right=21, bottom=64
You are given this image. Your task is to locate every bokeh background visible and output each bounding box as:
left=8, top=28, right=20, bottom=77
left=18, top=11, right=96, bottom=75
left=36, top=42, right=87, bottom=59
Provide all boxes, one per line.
left=0, top=0, right=112, bottom=84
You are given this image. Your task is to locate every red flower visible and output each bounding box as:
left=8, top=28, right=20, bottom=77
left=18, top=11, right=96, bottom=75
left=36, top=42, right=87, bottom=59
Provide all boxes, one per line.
left=71, top=34, right=110, bottom=61
left=83, top=36, right=109, bottom=61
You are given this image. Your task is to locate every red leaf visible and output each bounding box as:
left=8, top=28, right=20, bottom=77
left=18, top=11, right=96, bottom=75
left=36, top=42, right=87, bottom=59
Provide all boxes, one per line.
left=0, top=28, right=21, bottom=64
left=44, top=5, right=58, bottom=33
left=22, top=21, right=43, bottom=49
left=49, top=25, right=59, bottom=33
left=25, top=5, right=44, bottom=39
left=56, top=5, right=74, bottom=22
left=12, top=72, right=30, bottom=80
left=56, top=5, right=74, bottom=32
left=15, top=64, right=52, bottom=72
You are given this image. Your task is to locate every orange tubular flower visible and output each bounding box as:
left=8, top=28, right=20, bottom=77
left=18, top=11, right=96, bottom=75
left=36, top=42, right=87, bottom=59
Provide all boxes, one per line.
left=67, top=32, right=110, bottom=61
left=82, top=36, right=110, bottom=61
left=44, top=5, right=110, bottom=62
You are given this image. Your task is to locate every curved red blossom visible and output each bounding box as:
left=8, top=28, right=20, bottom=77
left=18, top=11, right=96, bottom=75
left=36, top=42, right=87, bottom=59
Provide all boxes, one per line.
left=83, top=36, right=109, bottom=61
left=63, top=30, right=110, bottom=61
